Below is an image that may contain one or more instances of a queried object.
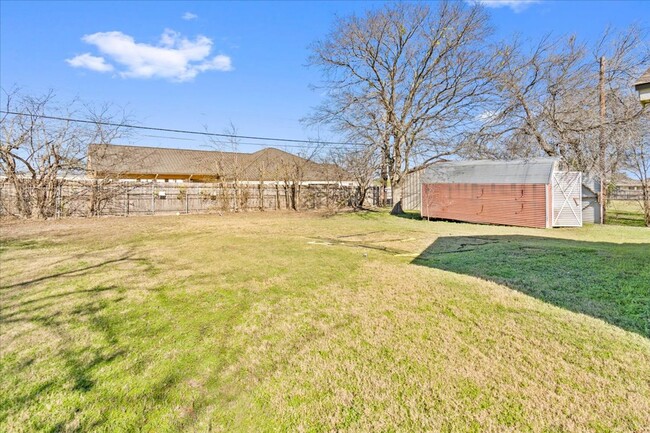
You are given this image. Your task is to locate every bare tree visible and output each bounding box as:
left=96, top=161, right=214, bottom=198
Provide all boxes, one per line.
left=278, top=156, right=303, bottom=211
left=85, top=104, right=135, bottom=216
left=0, top=88, right=130, bottom=219
left=207, top=122, right=248, bottom=212
left=1, top=89, right=75, bottom=218
left=482, top=26, right=649, bottom=195
left=275, top=145, right=319, bottom=211
left=624, top=112, right=650, bottom=226
left=307, top=1, right=496, bottom=213
left=256, top=159, right=268, bottom=211
left=329, top=147, right=379, bottom=209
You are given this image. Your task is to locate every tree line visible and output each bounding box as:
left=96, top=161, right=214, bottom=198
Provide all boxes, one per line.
left=2, top=1, right=649, bottom=224
left=0, top=92, right=360, bottom=218
left=307, top=1, right=649, bottom=223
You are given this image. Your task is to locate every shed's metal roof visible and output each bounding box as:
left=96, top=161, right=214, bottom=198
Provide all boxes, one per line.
left=422, top=158, right=559, bottom=185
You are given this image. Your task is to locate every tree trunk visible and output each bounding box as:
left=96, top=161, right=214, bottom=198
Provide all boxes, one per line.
left=642, top=185, right=650, bottom=227
left=356, top=186, right=367, bottom=210
left=31, top=192, right=45, bottom=220
left=390, top=184, right=403, bottom=215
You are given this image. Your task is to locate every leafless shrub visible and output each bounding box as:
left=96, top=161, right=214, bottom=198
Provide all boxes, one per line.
left=328, top=147, right=379, bottom=209
left=1, top=88, right=132, bottom=219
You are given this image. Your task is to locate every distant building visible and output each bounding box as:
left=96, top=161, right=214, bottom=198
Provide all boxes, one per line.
left=87, top=144, right=354, bottom=185
left=634, top=66, right=650, bottom=106
left=611, top=177, right=646, bottom=200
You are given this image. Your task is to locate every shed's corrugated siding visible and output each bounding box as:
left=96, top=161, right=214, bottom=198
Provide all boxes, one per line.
left=421, top=183, right=549, bottom=229
left=546, top=184, right=553, bottom=228
left=581, top=176, right=601, bottom=224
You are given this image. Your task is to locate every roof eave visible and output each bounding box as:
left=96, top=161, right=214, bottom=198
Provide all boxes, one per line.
left=634, top=67, right=650, bottom=87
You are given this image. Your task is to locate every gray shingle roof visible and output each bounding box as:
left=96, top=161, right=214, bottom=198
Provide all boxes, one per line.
left=88, top=144, right=351, bottom=181
left=422, top=158, right=559, bottom=185
left=635, top=66, right=650, bottom=87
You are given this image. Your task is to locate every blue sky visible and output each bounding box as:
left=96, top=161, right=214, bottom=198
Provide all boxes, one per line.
left=1, top=0, right=648, bottom=153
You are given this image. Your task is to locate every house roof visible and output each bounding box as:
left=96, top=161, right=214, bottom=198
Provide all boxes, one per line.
left=422, top=158, right=559, bottom=185
left=87, top=144, right=352, bottom=181
left=635, top=66, right=650, bottom=87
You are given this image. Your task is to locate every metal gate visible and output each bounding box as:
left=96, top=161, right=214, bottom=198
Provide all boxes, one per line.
left=552, top=172, right=582, bottom=227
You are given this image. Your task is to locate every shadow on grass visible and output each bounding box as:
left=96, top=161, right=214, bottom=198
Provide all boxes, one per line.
left=1, top=285, right=128, bottom=397
left=412, top=235, right=650, bottom=337
left=1, top=279, right=139, bottom=433
left=0, top=256, right=148, bottom=290
left=1, top=286, right=120, bottom=321
left=0, top=252, right=221, bottom=430
left=0, top=265, right=251, bottom=430
left=606, top=212, right=646, bottom=227
left=392, top=210, right=422, bottom=220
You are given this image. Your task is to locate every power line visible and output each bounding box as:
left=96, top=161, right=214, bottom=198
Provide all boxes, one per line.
left=0, top=110, right=366, bottom=148
left=141, top=134, right=195, bottom=142
left=139, top=134, right=355, bottom=150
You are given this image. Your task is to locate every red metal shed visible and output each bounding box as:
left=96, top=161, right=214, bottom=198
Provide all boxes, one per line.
left=420, top=159, right=582, bottom=228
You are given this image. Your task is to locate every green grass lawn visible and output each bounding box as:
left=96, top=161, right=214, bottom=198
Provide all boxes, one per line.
left=1, top=211, right=649, bottom=432
left=606, top=199, right=647, bottom=227
left=414, top=235, right=649, bottom=336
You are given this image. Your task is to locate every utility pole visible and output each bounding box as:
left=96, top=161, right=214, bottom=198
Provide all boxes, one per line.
left=599, top=56, right=606, bottom=224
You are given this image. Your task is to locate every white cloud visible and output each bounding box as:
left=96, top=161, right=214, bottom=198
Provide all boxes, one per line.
left=69, top=29, right=232, bottom=82
left=66, top=53, right=114, bottom=72
left=182, top=12, right=198, bottom=21
left=471, top=0, right=540, bottom=12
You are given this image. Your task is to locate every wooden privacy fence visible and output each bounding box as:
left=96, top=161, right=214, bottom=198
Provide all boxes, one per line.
left=401, top=169, right=422, bottom=211
left=610, top=189, right=646, bottom=200
left=0, top=180, right=382, bottom=218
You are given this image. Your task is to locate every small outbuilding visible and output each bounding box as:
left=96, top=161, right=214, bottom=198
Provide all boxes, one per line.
left=420, top=158, right=584, bottom=228
left=634, top=66, right=650, bottom=106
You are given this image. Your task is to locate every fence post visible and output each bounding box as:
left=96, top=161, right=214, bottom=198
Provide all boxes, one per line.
left=54, top=185, right=58, bottom=218
left=55, top=184, right=60, bottom=219
left=151, top=183, right=155, bottom=215
left=125, top=189, right=129, bottom=217
left=185, top=186, right=189, bottom=214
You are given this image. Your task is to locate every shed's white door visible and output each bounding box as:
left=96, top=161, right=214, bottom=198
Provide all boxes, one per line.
left=552, top=172, right=582, bottom=227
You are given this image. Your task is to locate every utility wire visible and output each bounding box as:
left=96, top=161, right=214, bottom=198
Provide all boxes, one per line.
left=140, top=134, right=355, bottom=150
left=0, top=110, right=366, bottom=148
